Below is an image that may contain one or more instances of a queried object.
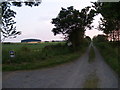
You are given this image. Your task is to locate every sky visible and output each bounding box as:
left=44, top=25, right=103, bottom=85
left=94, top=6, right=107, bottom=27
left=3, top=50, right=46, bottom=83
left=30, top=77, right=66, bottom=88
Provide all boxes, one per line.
left=4, top=0, right=104, bottom=42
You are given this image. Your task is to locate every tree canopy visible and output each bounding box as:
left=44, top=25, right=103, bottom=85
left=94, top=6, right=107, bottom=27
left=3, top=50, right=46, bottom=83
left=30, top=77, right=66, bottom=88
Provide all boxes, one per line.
left=1, top=1, right=41, bottom=41
left=51, top=6, right=96, bottom=49
left=93, top=34, right=108, bottom=42
left=92, top=2, right=120, bottom=41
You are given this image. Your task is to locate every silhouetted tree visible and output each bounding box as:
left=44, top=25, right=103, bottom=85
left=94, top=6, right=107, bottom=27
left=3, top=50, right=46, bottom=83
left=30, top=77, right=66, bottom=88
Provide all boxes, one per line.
left=1, top=1, right=41, bottom=41
left=93, top=34, right=108, bottom=42
left=85, top=36, right=91, bottom=42
left=51, top=6, right=96, bottom=50
left=92, top=2, right=120, bottom=42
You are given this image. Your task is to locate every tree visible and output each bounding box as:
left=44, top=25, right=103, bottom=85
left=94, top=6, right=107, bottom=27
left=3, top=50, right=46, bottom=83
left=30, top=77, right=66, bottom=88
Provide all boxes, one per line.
left=93, top=34, right=108, bottom=43
left=51, top=6, right=96, bottom=50
left=1, top=2, right=19, bottom=40
left=92, top=2, right=120, bottom=42
left=84, top=36, right=91, bottom=45
left=1, top=1, right=41, bottom=41
left=85, top=36, right=91, bottom=42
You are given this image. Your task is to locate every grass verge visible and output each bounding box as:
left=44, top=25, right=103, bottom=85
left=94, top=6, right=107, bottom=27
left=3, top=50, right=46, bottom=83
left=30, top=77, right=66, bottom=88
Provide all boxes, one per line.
left=3, top=52, right=81, bottom=71
left=89, top=47, right=95, bottom=63
left=83, top=72, right=99, bottom=88
left=95, top=42, right=119, bottom=76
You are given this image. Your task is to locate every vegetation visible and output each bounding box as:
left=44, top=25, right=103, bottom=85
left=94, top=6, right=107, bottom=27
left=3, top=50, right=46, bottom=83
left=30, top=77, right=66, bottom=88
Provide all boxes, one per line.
left=88, top=46, right=95, bottom=63
left=92, top=2, right=120, bottom=76
left=3, top=42, right=63, bottom=64
left=2, top=1, right=119, bottom=76
left=51, top=6, right=95, bottom=50
left=1, top=1, right=41, bottom=40
left=2, top=41, right=88, bottom=71
left=93, top=35, right=119, bottom=76
left=2, top=3, right=93, bottom=71
left=83, top=72, right=99, bottom=88
left=92, top=2, right=120, bottom=42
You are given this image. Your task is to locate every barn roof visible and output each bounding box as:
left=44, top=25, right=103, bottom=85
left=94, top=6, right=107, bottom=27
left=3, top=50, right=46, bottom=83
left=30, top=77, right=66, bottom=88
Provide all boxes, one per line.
left=21, top=39, right=41, bottom=42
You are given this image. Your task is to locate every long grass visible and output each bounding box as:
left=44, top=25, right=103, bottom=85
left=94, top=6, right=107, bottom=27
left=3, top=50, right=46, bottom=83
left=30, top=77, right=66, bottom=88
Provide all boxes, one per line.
left=3, top=52, right=81, bottom=71
left=94, top=42, right=119, bottom=76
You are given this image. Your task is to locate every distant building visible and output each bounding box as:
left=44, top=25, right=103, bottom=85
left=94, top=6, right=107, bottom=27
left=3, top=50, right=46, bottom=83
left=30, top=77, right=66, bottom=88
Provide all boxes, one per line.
left=21, top=39, right=41, bottom=43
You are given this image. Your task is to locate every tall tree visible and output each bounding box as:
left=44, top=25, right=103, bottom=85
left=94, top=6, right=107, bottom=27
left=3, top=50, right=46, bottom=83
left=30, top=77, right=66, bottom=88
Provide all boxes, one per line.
left=92, top=2, right=120, bottom=41
left=51, top=6, right=96, bottom=50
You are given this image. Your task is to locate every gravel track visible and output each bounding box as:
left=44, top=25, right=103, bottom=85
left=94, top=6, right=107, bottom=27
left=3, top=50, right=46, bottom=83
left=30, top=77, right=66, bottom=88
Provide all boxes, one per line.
left=2, top=44, right=118, bottom=88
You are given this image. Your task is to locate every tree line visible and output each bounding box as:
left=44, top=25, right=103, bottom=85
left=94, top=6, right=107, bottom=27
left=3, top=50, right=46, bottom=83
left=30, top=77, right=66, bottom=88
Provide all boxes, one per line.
left=92, top=2, right=120, bottom=42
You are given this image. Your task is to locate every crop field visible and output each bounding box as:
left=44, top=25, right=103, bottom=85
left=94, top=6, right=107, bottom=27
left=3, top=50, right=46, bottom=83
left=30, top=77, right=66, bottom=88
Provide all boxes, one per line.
left=2, top=42, right=87, bottom=71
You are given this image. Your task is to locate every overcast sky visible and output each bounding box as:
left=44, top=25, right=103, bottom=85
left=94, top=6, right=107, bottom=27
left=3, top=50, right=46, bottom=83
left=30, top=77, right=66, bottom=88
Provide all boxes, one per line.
left=4, top=0, right=103, bottom=42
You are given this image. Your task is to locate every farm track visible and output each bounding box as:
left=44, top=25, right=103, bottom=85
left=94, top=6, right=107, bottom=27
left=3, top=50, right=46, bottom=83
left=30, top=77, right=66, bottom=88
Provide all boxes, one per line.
left=2, top=44, right=118, bottom=88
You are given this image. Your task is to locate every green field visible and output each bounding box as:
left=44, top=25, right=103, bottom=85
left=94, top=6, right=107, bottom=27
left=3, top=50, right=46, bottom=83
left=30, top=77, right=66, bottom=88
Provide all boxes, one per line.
left=2, top=42, right=88, bottom=71
left=2, top=42, right=63, bottom=64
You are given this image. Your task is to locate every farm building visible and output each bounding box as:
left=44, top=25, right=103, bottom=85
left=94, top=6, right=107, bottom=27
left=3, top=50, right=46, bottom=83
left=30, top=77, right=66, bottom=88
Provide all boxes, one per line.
left=21, top=39, right=41, bottom=43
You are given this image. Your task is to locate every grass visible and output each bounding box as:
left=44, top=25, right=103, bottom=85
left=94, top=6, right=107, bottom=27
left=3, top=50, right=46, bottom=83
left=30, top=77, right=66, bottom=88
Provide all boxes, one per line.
left=2, top=42, right=88, bottom=71
left=83, top=72, right=99, bottom=88
left=2, top=42, right=65, bottom=64
left=88, top=47, right=95, bottom=63
left=2, top=52, right=81, bottom=71
left=94, top=42, right=119, bottom=76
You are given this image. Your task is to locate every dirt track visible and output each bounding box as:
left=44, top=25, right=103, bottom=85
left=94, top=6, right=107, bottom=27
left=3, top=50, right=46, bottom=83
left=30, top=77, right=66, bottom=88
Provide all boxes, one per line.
left=2, top=44, right=118, bottom=88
